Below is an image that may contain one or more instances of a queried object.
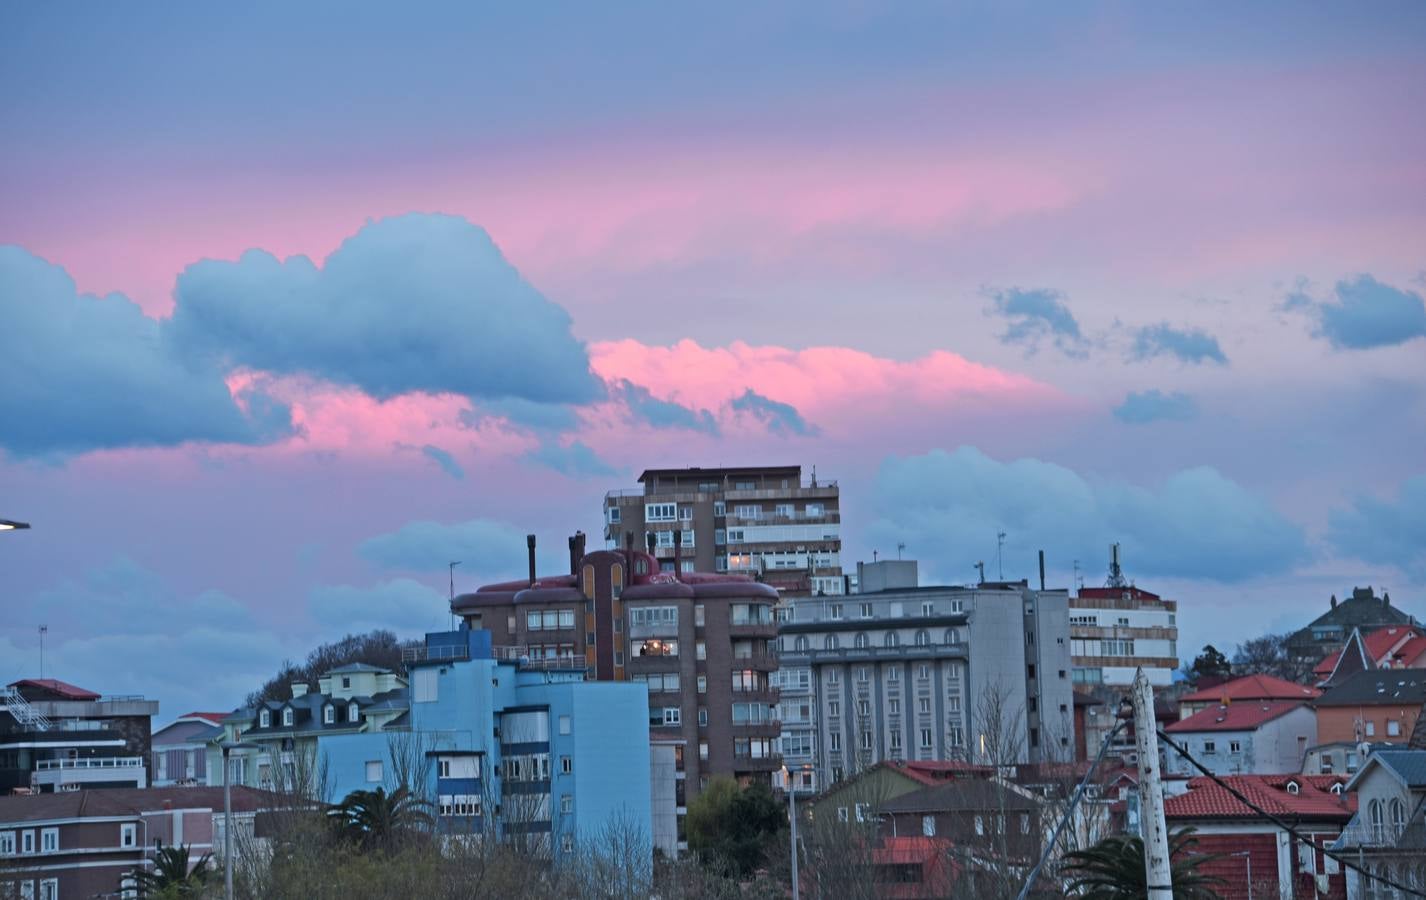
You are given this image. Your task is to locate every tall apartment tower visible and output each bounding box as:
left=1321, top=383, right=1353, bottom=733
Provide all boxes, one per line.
left=604, top=465, right=843, bottom=599
left=451, top=532, right=781, bottom=844
left=1068, top=546, right=1179, bottom=687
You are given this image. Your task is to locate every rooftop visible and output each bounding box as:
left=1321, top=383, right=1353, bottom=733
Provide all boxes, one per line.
left=879, top=779, right=1038, bottom=814
left=8, top=678, right=101, bottom=701
left=1181, top=673, right=1321, bottom=704
left=1354, top=750, right=1426, bottom=790
left=0, top=786, right=284, bottom=825
left=1165, top=700, right=1307, bottom=733
left=1164, top=774, right=1354, bottom=821
left=1313, top=670, right=1426, bottom=707
left=1314, top=625, right=1426, bottom=676
left=637, top=464, right=803, bottom=483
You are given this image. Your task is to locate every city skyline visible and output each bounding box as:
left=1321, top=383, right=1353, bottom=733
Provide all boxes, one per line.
left=3, top=4, right=1425, bottom=718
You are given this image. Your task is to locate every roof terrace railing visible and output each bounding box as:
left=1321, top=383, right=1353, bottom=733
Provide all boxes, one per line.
left=36, top=756, right=144, bottom=771
left=402, top=644, right=472, bottom=664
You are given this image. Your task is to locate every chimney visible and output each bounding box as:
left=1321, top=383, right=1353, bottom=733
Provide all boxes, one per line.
left=1330, top=594, right=1338, bottom=609
left=1038, top=550, right=1046, bottom=592
left=568, top=535, right=579, bottom=576
left=290, top=683, right=309, bottom=698
left=527, top=534, right=537, bottom=587
left=575, top=530, right=586, bottom=562
left=672, top=529, right=683, bottom=581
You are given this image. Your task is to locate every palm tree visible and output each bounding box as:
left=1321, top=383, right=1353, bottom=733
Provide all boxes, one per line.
left=131, top=844, right=215, bottom=898
left=327, top=785, right=434, bottom=850
left=1062, top=827, right=1224, bottom=899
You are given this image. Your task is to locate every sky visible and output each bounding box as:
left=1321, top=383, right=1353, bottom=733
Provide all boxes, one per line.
left=2, top=3, right=1425, bottom=722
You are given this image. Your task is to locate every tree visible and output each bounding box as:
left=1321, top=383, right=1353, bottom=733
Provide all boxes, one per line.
left=1186, top=646, right=1231, bottom=686
left=132, top=844, right=215, bottom=898
left=1061, top=827, right=1224, bottom=899
left=327, top=785, right=434, bottom=852
left=1232, top=632, right=1314, bottom=683
left=246, top=630, right=414, bottom=707
left=685, top=777, right=786, bottom=877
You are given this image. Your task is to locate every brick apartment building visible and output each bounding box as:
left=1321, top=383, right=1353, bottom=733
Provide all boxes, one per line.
left=1, top=680, right=158, bottom=796
left=603, top=465, right=843, bottom=598
left=451, top=532, right=781, bottom=809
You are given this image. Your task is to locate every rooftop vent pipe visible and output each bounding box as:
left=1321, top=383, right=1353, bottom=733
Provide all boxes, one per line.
left=527, top=534, right=537, bottom=587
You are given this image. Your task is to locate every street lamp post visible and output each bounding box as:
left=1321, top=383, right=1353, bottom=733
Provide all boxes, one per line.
left=220, top=740, right=259, bottom=900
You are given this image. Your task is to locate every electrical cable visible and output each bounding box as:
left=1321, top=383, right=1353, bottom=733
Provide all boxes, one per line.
left=1157, top=728, right=1426, bottom=899
left=1015, top=712, right=1130, bottom=900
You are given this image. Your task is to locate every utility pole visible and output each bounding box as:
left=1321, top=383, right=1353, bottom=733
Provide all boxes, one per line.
left=1131, top=668, right=1173, bottom=899
left=39, top=625, right=47, bottom=680
left=996, top=531, right=1007, bottom=580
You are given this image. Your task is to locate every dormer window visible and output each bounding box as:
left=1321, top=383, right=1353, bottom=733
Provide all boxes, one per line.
left=259, top=710, right=271, bottom=728
left=323, top=705, right=335, bottom=725
left=348, top=704, right=360, bottom=723
left=1285, top=780, right=1300, bottom=795
left=1330, top=783, right=1344, bottom=795
left=282, top=707, right=294, bottom=727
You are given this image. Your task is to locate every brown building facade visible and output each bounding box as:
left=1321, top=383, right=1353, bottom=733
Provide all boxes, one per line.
left=451, top=534, right=782, bottom=805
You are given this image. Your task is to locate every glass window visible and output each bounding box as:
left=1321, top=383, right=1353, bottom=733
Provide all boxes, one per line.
left=366, top=760, right=383, bottom=783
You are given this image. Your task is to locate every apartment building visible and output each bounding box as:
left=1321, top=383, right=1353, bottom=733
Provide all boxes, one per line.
left=1312, top=670, right=1426, bottom=745
left=210, top=626, right=656, bottom=859
left=775, top=560, right=1073, bottom=793
left=1, top=679, right=158, bottom=795
left=451, top=534, right=780, bottom=831
left=150, top=712, right=225, bottom=786
left=603, top=465, right=843, bottom=598
left=1163, top=701, right=1318, bottom=777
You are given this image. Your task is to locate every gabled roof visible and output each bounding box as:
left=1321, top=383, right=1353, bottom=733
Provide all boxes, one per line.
left=1319, top=628, right=1376, bottom=686
left=183, top=711, right=230, bottom=724
left=1313, top=670, right=1426, bottom=707
left=1181, top=674, right=1320, bottom=704
left=878, top=779, right=1039, bottom=815
left=8, top=678, right=101, bottom=700
left=1166, top=700, right=1307, bottom=734
left=0, top=786, right=285, bottom=824
left=324, top=662, right=390, bottom=675
left=1343, top=749, right=1426, bottom=792
left=1164, top=774, right=1354, bottom=821
left=1314, top=625, right=1426, bottom=677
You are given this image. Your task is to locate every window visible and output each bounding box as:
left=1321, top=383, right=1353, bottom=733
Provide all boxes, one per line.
left=858, top=700, right=870, bottom=716
left=0, top=832, right=13, bottom=856
left=806, top=503, right=824, bottom=517
left=947, top=696, right=960, bottom=713
left=697, top=675, right=707, bottom=694
left=794, top=636, right=809, bottom=652
left=714, top=501, right=725, bottom=516
left=914, top=630, right=929, bottom=646
left=39, top=881, right=57, bottom=900
left=944, top=628, right=960, bottom=644
left=282, top=707, right=294, bottom=727
left=1389, top=798, right=1407, bottom=837
left=699, top=708, right=708, bottom=727
left=559, top=714, right=571, bottom=735
left=854, top=802, right=870, bottom=822
left=824, top=635, right=838, bottom=651
left=1020, top=814, right=1031, bottom=834
left=837, top=806, right=849, bottom=823
left=889, top=698, right=900, bottom=714
left=1365, top=721, right=1376, bottom=737
left=860, top=602, right=874, bottom=618
left=1203, top=741, right=1216, bottom=755
left=974, top=815, right=985, bottom=836
left=714, top=528, right=726, bottom=545
left=888, top=667, right=900, bottom=682
left=858, top=667, right=870, bottom=683
left=884, top=632, right=899, bottom=648
left=1229, top=741, right=1242, bottom=753
left=561, top=794, right=574, bottom=815
left=1369, top=799, right=1384, bottom=840
left=922, top=815, right=936, bottom=837
left=890, top=730, right=903, bottom=751
left=21, top=830, right=34, bottom=854
left=949, top=726, right=964, bottom=746
left=699, top=741, right=709, bottom=760
left=854, top=632, right=869, bottom=649
left=917, top=665, right=929, bottom=680
left=830, top=733, right=841, bottom=751
left=734, top=505, right=761, bottom=519
left=922, top=602, right=934, bottom=616
left=561, top=756, right=572, bottom=775
left=680, top=506, right=693, bottom=521
left=829, top=701, right=841, bottom=717
left=349, top=703, right=360, bottom=723
left=1388, top=719, right=1402, bottom=737
left=860, top=731, right=873, bottom=750
left=120, top=823, right=137, bottom=848
left=920, top=729, right=932, bottom=749
left=918, top=698, right=931, bottom=715
left=830, top=604, right=843, bottom=620
left=324, top=705, right=335, bottom=724
left=366, top=760, right=383, bottom=783
left=775, top=504, right=794, bottom=518
left=646, top=502, right=677, bottom=522
left=607, top=506, right=621, bottom=523
left=40, top=829, right=57, bottom=853
left=661, top=707, right=682, bottom=726
left=260, top=710, right=270, bottom=728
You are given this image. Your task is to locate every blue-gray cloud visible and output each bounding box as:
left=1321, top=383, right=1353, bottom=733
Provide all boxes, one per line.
left=359, top=517, right=530, bottom=575
left=168, top=213, right=602, bottom=405
left=988, top=287, right=1088, bottom=358
left=730, top=388, right=817, bottom=436
left=1328, top=475, right=1426, bottom=578
left=465, top=397, right=580, bottom=432
left=1129, top=323, right=1227, bottom=365
left=1299, top=275, right=1426, bottom=350
left=0, top=246, right=293, bottom=457
left=867, top=447, right=1308, bottom=583
left=1113, top=390, right=1198, bottom=425
left=524, top=439, right=619, bottom=478
left=612, top=379, right=719, bottom=434
left=420, top=444, right=465, bottom=480
left=308, top=578, right=449, bottom=637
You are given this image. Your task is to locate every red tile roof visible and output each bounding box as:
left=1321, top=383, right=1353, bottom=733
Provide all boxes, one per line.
left=1165, top=700, right=1307, bottom=733
left=1314, top=626, right=1426, bottom=676
left=1180, top=674, right=1320, bottom=704
left=180, top=711, right=230, bottom=724
left=1164, top=774, right=1355, bottom=821
left=0, top=786, right=286, bottom=824
left=8, top=678, right=101, bottom=700
left=897, top=760, right=994, bottom=785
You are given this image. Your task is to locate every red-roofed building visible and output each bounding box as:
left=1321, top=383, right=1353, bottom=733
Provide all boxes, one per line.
left=7, top=680, right=101, bottom=702
left=868, top=836, right=959, bottom=898
left=1165, top=701, right=1318, bottom=776
left=1, top=680, right=158, bottom=795
left=1313, top=625, right=1426, bottom=680
left=1179, top=674, right=1321, bottom=720
left=1165, top=774, right=1354, bottom=900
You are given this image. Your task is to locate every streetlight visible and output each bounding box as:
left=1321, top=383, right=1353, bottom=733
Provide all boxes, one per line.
left=781, top=764, right=812, bottom=900
left=220, top=740, right=259, bottom=900
left=0, top=519, right=31, bottom=531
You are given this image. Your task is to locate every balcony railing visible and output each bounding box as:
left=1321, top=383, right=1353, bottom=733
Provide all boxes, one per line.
left=732, top=753, right=785, bottom=772
left=1332, top=812, right=1421, bottom=850
left=492, top=646, right=587, bottom=670
left=36, top=756, right=144, bottom=771
left=732, top=686, right=781, bottom=704
left=402, top=644, right=472, bottom=663
left=731, top=650, right=780, bottom=670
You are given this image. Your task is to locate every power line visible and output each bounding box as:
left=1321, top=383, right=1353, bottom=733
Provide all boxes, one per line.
left=1157, top=729, right=1426, bottom=899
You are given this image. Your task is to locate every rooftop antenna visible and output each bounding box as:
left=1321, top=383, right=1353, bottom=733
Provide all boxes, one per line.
left=996, top=531, right=1007, bottom=580
left=448, top=561, right=461, bottom=629
left=1106, top=542, right=1127, bottom=588
left=1073, top=560, right=1083, bottom=592
left=896, top=542, right=906, bottom=561
left=39, top=625, right=47, bottom=680
left=975, top=561, right=986, bottom=585
left=873, top=549, right=878, bottom=562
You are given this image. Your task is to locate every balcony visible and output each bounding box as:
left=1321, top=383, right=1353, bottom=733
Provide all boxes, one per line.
left=1332, top=812, right=1423, bottom=851
left=731, top=650, right=779, bottom=671
left=729, top=620, right=778, bottom=639
left=402, top=644, right=471, bottom=664
left=35, top=756, right=144, bottom=771
left=732, top=686, right=780, bottom=704
left=732, top=753, right=785, bottom=772
left=33, top=756, right=147, bottom=790
left=731, top=721, right=782, bottom=738
left=627, top=653, right=682, bottom=673
left=492, top=646, right=587, bottom=671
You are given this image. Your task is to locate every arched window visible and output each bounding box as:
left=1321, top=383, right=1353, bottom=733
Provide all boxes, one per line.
left=825, top=634, right=839, bottom=651
left=1389, top=798, right=1406, bottom=836
left=884, top=632, right=899, bottom=648
left=348, top=703, right=360, bottom=723
left=855, top=633, right=869, bottom=649
left=282, top=707, right=294, bottom=727
left=323, top=704, right=334, bottom=725
left=944, top=628, right=960, bottom=645
left=915, top=630, right=930, bottom=647
left=795, top=636, right=810, bottom=652
left=1369, top=799, right=1384, bottom=840
left=1285, top=780, right=1300, bottom=795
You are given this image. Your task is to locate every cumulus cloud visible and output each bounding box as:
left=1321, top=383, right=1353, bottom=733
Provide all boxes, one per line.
left=420, top=444, right=465, bottom=479
left=1294, top=275, right=1426, bottom=350
left=307, top=578, right=450, bottom=636
left=866, top=447, right=1308, bottom=583
left=988, top=287, right=1088, bottom=358
left=466, top=397, right=580, bottom=432
left=524, top=439, right=619, bottom=477
left=168, top=213, right=602, bottom=405
left=1328, top=475, right=1426, bottom=578
left=1113, top=390, right=1198, bottom=424
left=729, top=388, right=817, bottom=436
left=0, top=246, right=293, bottom=457
left=1129, top=323, right=1227, bottom=365
left=610, top=379, right=718, bottom=434
left=359, top=517, right=531, bottom=576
